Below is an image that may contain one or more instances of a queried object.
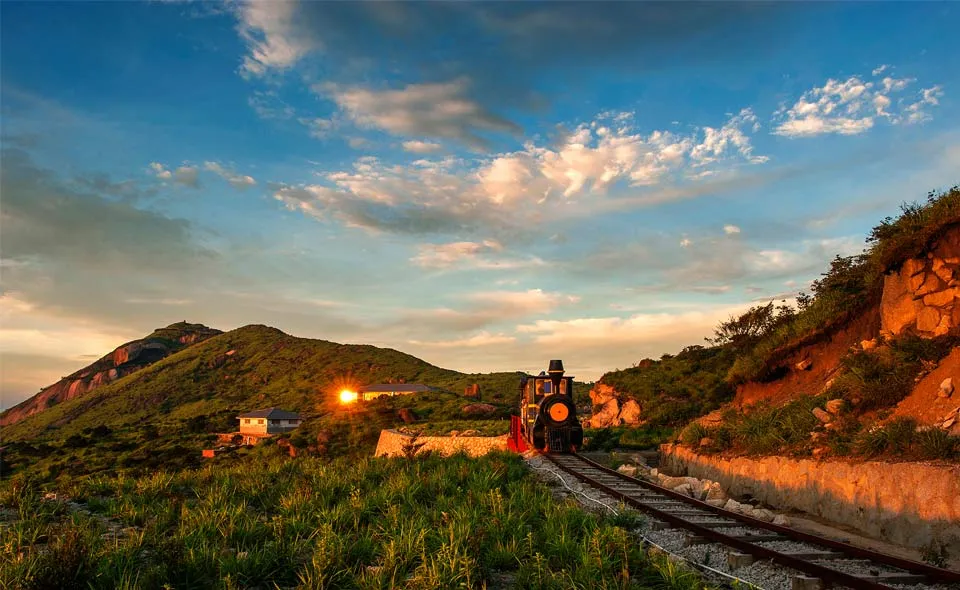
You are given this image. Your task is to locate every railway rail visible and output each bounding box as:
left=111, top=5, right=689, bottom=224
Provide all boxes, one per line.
left=543, top=452, right=960, bottom=590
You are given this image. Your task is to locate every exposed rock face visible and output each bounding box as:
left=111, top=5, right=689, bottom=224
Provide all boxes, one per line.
left=881, top=226, right=960, bottom=338
left=0, top=322, right=221, bottom=426
left=587, top=383, right=644, bottom=427
left=589, top=398, right=621, bottom=428
left=618, top=399, right=642, bottom=425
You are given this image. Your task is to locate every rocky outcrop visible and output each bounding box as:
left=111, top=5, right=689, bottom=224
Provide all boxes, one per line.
left=0, top=322, right=221, bottom=426
left=881, top=227, right=960, bottom=338
left=461, top=403, right=497, bottom=416
left=661, top=444, right=960, bottom=554
left=587, top=383, right=644, bottom=428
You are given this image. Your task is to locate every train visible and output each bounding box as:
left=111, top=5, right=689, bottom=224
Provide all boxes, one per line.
left=508, top=359, right=583, bottom=453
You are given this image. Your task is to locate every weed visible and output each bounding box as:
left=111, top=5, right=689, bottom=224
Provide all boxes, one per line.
left=917, top=429, right=959, bottom=460
left=921, top=538, right=950, bottom=568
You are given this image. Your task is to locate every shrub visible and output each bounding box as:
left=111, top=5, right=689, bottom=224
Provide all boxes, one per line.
left=917, top=429, right=959, bottom=460
left=680, top=423, right=709, bottom=447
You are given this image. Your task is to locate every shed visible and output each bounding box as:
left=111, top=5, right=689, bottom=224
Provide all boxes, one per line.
left=359, top=384, right=433, bottom=401
left=237, top=408, right=302, bottom=435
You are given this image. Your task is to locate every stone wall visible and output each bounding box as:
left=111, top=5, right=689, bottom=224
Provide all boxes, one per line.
left=660, top=444, right=960, bottom=553
left=374, top=429, right=508, bottom=458
left=881, top=225, right=960, bottom=337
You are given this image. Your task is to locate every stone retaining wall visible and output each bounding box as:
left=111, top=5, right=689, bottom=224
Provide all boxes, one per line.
left=374, top=429, right=508, bottom=458
left=660, top=444, right=960, bottom=553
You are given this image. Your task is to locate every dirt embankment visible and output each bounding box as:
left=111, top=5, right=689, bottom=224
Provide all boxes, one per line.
left=733, top=306, right=880, bottom=409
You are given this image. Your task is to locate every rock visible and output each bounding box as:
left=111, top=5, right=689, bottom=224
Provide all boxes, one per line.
left=939, top=378, right=954, bottom=399
left=917, top=306, right=943, bottom=333
left=461, top=430, right=481, bottom=437
left=705, top=482, right=727, bottom=504
left=924, top=289, right=956, bottom=308
left=461, top=403, right=497, bottom=416
left=589, top=398, right=621, bottom=428
left=463, top=384, right=481, bottom=399
left=883, top=269, right=919, bottom=336
left=810, top=432, right=827, bottom=443
left=673, top=483, right=694, bottom=497
left=449, top=430, right=460, bottom=437
left=750, top=508, right=775, bottom=522
left=617, top=464, right=639, bottom=478
left=699, top=437, right=714, bottom=448
left=398, top=408, right=418, bottom=423
left=659, top=475, right=701, bottom=489
left=772, top=514, right=790, bottom=526
left=617, top=399, right=642, bottom=425
left=860, top=338, right=878, bottom=351
left=812, top=447, right=829, bottom=460
left=917, top=273, right=946, bottom=297
left=649, top=468, right=658, bottom=478
left=589, top=383, right=618, bottom=406
left=825, top=399, right=845, bottom=415
left=705, top=498, right=727, bottom=507
left=795, top=359, right=813, bottom=371
left=812, top=408, right=832, bottom=424
left=723, top=499, right=745, bottom=513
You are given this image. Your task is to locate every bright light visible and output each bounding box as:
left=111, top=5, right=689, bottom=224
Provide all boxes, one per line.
left=339, top=389, right=358, bottom=404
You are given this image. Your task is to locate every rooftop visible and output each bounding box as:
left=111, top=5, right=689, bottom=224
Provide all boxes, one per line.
left=359, top=384, right=433, bottom=393
left=237, top=407, right=302, bottom=420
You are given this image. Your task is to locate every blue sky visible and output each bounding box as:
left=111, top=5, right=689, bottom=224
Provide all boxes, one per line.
left=2, top=1, right=959, bottom=405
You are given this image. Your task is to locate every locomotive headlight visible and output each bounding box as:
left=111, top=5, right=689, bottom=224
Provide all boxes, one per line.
left=548, top=403, right=569, bottom=422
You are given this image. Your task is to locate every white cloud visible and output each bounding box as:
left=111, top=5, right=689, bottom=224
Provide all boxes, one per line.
left=316, top=78, right=521, bottom=150
left=680, top=237, right=691, bottom=248
left=409, top=331, right=516, bottom=348
left=402, top=140, right=443, bottom=154
left=149, top=162, right=199, bottom=188
left=299, top=116, right=338, bottom=139
left=204, top=161, right=257, bottom=189
left=872, top=64, right=889, bottom=76
left=467, top=289, right=580, bottom=316
left=723, top=224, right=741, bottom=235
left=236, top=0, right=315, bottom=77
left=773, top=70, right=943, bottom=137
left=411, top=240, right=544, bottom=270
left=273, top=108, right=767, bottom=234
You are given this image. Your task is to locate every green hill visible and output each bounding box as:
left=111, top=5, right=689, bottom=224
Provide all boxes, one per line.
left=2, top=324, right=541, bottom=481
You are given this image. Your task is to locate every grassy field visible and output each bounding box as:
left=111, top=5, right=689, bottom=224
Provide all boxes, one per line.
left=1, top=452, right=708, bottom=590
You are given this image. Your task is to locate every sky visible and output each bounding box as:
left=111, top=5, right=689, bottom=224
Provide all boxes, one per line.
left=2, top=1, right=959, bottom=406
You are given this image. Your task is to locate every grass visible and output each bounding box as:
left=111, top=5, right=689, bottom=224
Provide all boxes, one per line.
left=582, top=427, right=675, bottom=452
left=1, top=452, right=709, bottom=590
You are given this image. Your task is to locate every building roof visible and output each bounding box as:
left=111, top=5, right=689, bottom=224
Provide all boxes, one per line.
left=237, top=407, right=302, bottom=420
left=358, top=384, right=433, bottom=393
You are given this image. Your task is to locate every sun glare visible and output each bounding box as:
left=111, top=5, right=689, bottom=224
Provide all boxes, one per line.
left=339, top=389, right=358, bottom=404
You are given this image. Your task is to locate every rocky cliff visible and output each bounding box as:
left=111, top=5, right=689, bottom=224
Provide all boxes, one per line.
left=881, top=224, right=960, bottom=337
left=586, top=383, right=644, bottom=428
left=0, top=322, right=221, bottom=426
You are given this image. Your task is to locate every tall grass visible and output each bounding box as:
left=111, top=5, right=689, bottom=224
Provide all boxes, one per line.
left=1, top=452, right=709, bottom=589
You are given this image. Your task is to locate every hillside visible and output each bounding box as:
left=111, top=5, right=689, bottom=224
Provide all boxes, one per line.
left=1, top=322, right=222, bottom=426
left=593, top=186, right=960, bottom=462
left=1, top=323, right=546, bottom=481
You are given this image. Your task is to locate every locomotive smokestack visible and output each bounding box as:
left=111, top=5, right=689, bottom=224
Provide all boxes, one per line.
left=548, top=359, right=564, bottom=392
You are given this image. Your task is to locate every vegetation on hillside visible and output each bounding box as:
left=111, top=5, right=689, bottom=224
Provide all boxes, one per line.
left=2, top=324, right=564, bottom=481
left=681, top=333, right=960, bottom=461
left=598, top=186, right=960, bottom=438
left=1, top=452, right=709, bottom=590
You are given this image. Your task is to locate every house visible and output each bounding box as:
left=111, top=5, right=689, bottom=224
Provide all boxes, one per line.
left=237, top=408, right=302, bottom=436
left=359, top=384, right=433, bottom=401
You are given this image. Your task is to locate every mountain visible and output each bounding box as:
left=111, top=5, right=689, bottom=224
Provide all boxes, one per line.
left=1, top=323, right=542, bottom=480
left=1, top=322, right=222, bottom=426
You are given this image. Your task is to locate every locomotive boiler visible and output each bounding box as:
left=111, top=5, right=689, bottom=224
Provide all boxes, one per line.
left=509, top=359, right=583, bottom=453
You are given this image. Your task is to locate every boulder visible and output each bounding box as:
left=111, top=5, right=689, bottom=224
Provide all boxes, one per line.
left=939, top=378, right=954, bottom=399
left=825, top=399, right=845, bottom=415
left=113, top=342, right=143, bottom=366
left=460, top=429, right=480, bottom=437
left=723, top=499, right=745, bottom=513
left=461, top=403, right=497, bottom=416
left=917, top=306, right=942, bottom=333
left=860, top=339, right=878, bottom=351
left=705, top=482, right=727, bottom=504
left=618, top=399, right=642, bottom=425
left=699, top=437, right=714, bottom=449
left=398, top=408, right=418, bottom=423
left=812, top=408, right=832, bottom=424
left=589, top=398, right=621, bottom=428
left=812, top=447, right=829, bottom=460
left=795, top=359, right=813, bottom=371
left=617, top=464, right=639, bottom=478
left=750, top=508, right=775, bottom=522
left=772, top=514, right=790, bottom=526
left=673, top=483, right=694, bottom=497
left=589, top=383, right=618, bottom=406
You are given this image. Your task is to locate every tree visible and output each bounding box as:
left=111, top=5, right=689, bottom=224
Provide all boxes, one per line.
left=708, top=301, right=795, bottom=350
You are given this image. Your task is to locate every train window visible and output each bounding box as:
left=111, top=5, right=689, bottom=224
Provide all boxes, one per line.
left=543, top=381, right=552, bottom=394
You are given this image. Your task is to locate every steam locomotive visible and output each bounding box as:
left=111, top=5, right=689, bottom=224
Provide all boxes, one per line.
left=509, top=359, right=583, bottom=453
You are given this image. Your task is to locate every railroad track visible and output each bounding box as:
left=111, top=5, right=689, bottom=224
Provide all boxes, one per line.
left=543, top=453, right=960, bottom=590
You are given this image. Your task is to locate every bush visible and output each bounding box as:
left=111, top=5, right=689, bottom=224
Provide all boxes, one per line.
left=917, top=429, right=959, bottom=460
left=680, top=423, right=709, bottom=447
